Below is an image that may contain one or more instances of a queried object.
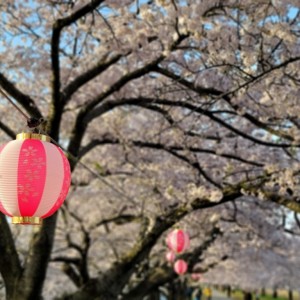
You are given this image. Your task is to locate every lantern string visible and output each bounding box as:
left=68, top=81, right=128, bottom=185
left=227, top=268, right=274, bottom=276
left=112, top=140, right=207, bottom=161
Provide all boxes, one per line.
left=0, top=88, right=47, bottom=131
left=47, top=135, right=138, bottom=205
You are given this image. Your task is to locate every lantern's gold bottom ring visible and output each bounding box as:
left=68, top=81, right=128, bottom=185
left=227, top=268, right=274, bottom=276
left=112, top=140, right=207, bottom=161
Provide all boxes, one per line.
left=12, top=216, right=42, bottom=225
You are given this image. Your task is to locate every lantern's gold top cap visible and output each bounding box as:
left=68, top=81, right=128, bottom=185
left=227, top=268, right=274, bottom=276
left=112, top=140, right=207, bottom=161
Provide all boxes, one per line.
left=16, top=133, right=50, bottom=142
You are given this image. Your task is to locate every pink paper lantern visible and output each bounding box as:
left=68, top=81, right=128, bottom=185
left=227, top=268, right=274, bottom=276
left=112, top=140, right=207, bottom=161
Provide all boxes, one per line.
left=166, top=229, right=190, bottom=253
left=166, top=250, right=176, bottom=263
left=174, top=259, right=188, bottom=275
left=0, top=133, right=71, bottom=225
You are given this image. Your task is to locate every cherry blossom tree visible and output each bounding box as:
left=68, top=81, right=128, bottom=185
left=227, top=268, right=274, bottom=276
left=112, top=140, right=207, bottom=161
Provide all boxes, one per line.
left=0, top=0, right=300, bottom=299
left=204, top=200, right=300, bottom=293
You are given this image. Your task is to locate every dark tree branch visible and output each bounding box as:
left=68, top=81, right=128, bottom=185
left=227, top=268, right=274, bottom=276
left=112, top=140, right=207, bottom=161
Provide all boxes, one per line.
left=294, top=212, right=300, bottom=229
left=62, top=264, right=82, bottom=287
left=139, top=103, right=222, bottom=142
left=78, top=136, right=263, bottom=188
left=51, top=257, right=81, bottom=265
left=67, top=56, right=165, bottom=162
left=92, top=214, right=142, bottom=229
left=50, top=0, right=109, bottom=102
left=79, top=96, right=295, bottom=149
left=154, top=98, right=296, bottom=148
left=0, top=121, right=16, bottom=139
left=54, top=0, right=106, bottom=29
left=79, top=137, right=264, bottom=167
left=62, top=53, right=127, bottom=104
left=58, top=208, right=94, bottom=285
left=0, top=73, right=42, bottom=119
left=67, top=33, right=188, bottom=163
left=153, top=65, right=297, bottom=142
left=50, top=0, right=106, bottom=138
left=264, top=190, right=300, bottom=213
left=164, top=148, right=222, bottom=188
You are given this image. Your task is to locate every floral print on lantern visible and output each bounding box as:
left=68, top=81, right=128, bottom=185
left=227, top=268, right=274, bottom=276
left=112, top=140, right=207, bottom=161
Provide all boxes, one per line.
left=17, top=140, right=47, bottom=216
left=18, top=183, right=35, bottom=202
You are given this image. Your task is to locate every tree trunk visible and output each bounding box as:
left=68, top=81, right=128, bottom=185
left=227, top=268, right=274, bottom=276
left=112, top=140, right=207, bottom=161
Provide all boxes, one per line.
left=273, top=289, right=278, bottom=299
left=148, top=289, right=160, bottom=300
left=166, top=280, right=185, bottom=300
left=178, top=279, right=186, bottom=300
left=227, top=286, right=232, bottom=298
left=261, top=288, right=266, bottom=296
left=173, top=281, right=182, bottom=300
left=244, top=291, right=252, bottom=300
left=2, top=214, right=58, bottom=300
left=288, top=290, right=293, bottom=300
left=168, top=282, right=176, bottom=300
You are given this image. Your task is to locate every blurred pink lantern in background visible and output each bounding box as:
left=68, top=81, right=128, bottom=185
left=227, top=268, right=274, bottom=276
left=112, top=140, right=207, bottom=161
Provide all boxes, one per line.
left=174, top=259, right=188, bottom=275
left=191, top=273, right=202, bottom=281
left=165, top=250, right=176, bottom=263
left=166, top=229, right=190, bottom=253
left=0, top=133, right=71, bottom=224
